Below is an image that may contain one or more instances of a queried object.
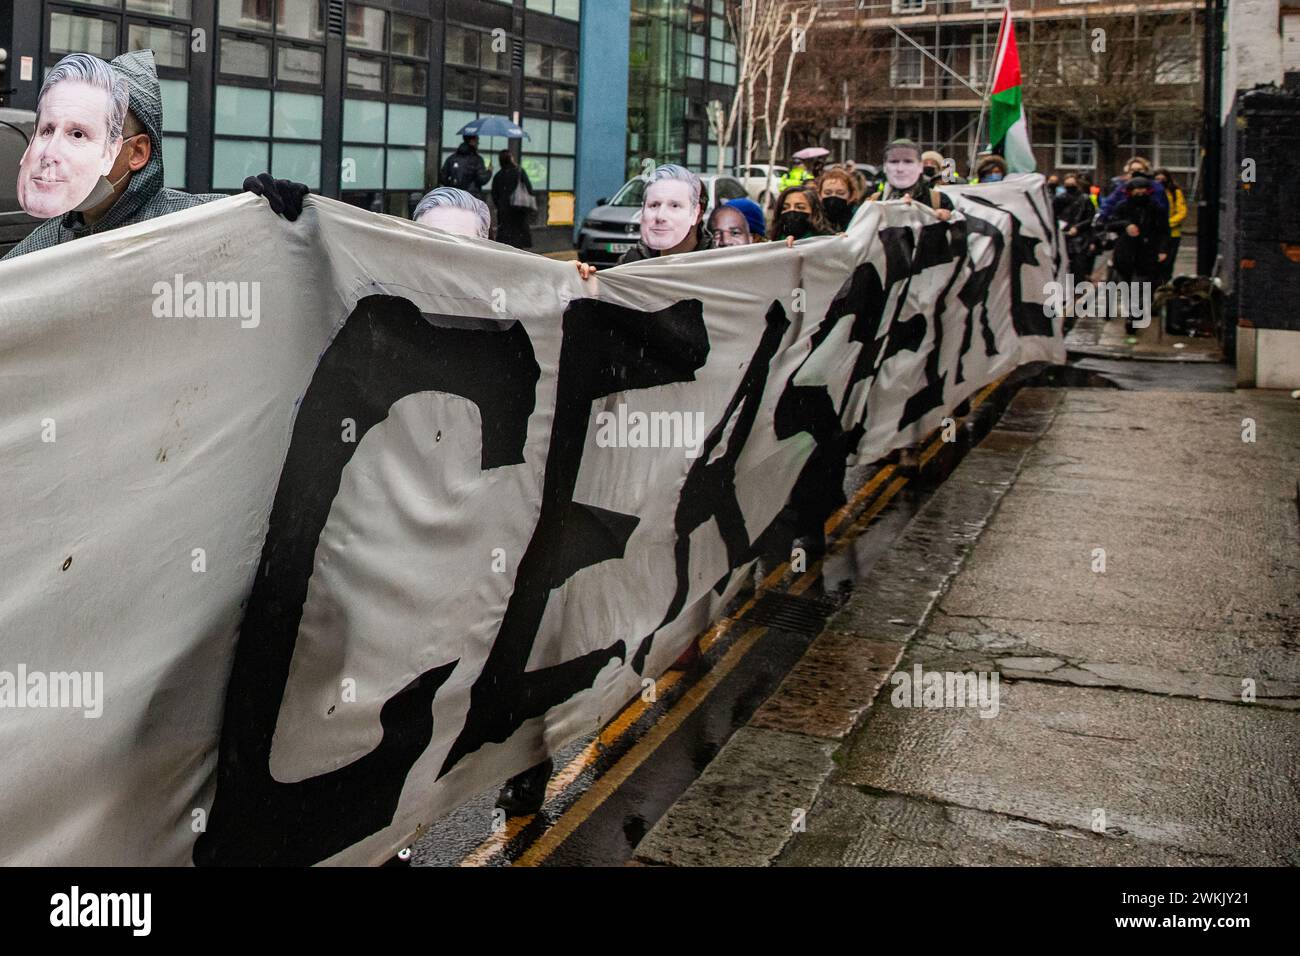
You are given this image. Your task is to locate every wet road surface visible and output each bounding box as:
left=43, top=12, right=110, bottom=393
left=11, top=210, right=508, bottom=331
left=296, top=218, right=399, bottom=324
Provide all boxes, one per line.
left=409, top=355, right=1236, bottom=867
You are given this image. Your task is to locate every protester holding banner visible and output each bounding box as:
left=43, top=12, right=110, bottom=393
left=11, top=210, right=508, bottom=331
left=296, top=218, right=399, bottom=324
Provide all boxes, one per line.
left=816, top=168, right=859, bottom=233
left=725, top=197, right=767, bottom=242
left=707, top=203, right=754, bottom=248
left=769, top=185, right=832, bottom=244
left=2, top=50, right=308, bottom=261
left=869, top=139, right=953, bottom=222
left=414, top=186, right=492, bottom=240
left=574, top=164, right=708, bottom=279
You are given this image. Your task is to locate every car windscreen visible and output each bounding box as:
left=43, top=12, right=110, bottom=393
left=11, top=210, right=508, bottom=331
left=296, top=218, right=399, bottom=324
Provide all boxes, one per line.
left=608, top=178, right=646, bottom=207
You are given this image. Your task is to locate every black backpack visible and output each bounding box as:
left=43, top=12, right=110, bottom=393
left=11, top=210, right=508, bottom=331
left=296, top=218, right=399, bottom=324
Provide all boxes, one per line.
left=441, top=153, right=475, bottom=191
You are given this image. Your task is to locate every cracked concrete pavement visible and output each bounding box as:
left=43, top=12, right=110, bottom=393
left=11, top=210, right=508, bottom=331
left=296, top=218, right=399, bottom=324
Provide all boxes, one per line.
left=635, top=386, right=1300, bottom=867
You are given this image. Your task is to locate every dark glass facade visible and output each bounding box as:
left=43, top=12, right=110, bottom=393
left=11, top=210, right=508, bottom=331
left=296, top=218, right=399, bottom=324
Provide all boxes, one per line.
left=1, top=0, right=581, bottom=221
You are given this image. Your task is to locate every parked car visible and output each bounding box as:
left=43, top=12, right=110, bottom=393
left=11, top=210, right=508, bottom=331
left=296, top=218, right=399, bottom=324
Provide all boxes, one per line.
left=576, top=172, right=750, bottom=264
left=0, top=108, right=39, bottom=258
left=736, top=164, right=788, bottom=206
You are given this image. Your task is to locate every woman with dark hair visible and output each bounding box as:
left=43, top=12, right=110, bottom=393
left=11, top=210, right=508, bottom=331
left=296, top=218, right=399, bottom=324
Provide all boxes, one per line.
left=770, top=184, right=832, bottom=244
left=490, top=149, right=535, bottom=249
left=1152, top=167, right=1186, bottom=284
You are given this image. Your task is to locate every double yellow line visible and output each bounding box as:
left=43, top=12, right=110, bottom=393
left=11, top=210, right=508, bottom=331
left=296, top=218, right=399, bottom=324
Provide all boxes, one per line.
left=459, top=379, right=1004, bottom=867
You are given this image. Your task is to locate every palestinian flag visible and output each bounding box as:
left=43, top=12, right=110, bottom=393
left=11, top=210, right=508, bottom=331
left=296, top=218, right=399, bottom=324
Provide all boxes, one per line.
left=987, top=7, right=1036, bottom=173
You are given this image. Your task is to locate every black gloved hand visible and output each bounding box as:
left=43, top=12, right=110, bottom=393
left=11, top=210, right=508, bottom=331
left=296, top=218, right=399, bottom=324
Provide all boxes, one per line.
left=243, top=172, right=310, bottom=222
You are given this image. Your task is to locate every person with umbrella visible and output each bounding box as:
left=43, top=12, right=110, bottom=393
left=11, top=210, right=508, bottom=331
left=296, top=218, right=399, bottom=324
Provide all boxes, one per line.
left=439, top=116, right=525, bottom=202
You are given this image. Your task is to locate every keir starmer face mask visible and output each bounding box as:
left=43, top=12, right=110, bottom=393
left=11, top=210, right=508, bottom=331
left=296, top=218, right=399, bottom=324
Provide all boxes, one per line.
left=18, top=80, right=125, bottom=219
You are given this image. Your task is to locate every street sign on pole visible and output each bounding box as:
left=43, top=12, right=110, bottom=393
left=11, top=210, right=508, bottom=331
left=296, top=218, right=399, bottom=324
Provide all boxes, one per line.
left=829, top=127, right=851, bottom=141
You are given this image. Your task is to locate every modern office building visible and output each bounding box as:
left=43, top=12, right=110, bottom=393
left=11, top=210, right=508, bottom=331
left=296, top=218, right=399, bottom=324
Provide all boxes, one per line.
left=626, top=0, right=737, bottom=178
left=0, top=0, right=631, bottom=245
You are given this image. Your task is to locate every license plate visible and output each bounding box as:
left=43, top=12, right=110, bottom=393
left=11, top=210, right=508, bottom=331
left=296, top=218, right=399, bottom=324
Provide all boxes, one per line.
left=606, top=242, right=633, bottom=254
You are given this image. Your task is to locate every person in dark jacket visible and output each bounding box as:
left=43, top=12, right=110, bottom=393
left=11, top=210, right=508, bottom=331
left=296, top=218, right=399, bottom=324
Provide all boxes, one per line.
left=1097, top=156, right=1168, bottom=221
left=1108, top=176, right=1170, bottom=331
left=3, top=49, right=306, bottom=261
left=770, top=184, right=833, bottom=243
left=439, top=135, right=492, bottom=200
left=490, top=150, right=535, bottom=249
left=1057, top=173, right=1098, bottom=284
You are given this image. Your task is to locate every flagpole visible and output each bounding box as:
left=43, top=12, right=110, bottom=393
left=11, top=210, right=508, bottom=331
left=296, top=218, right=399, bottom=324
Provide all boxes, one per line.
left=971, top=6, right=1011, bottom=178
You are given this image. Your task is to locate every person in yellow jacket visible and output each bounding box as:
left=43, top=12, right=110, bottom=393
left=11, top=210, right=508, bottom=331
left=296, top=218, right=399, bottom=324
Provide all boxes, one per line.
left=780, top=159, right=815, bottom=191
left=1153, top=168, right=1186, bottom=283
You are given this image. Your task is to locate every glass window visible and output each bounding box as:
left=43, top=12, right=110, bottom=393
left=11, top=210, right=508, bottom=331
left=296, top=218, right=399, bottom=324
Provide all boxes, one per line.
left=162, top=135, right=186, bottom=188
left=126, top=0, right=192, bottom=16
left=128, top=23, right=187, bottom=69
left=521, top=156, right=548, bottom=190
left=387, top=104, right=426, bottom=146
left=441, top=109, right=477, bottom=149
left=550, top=121, right=575, bottom=155
left=391, top=61, right=426, bottom=97
left=553, top=49, right=576, bottom=84
left=524, top=84, right=549, bottom=113
left=391, top=15, right=428, bottom=59
left=479, top=76, right=509, bottom=109
left=50, top=12, right=118, bottom=59
left=273, top=90, right=322, bottom=138
left=524, top=42, right=551, bottom=79
left=346, top=54, right=384, bottom=92
left=554, top=0, right=580, bottom=19
left=277, top=44, right=324, bottom=84
left=347, top=5, right=387, bottom=51
left=553, top=87, right=576, bottom=116
left=159, top=78, right=188, bottom=132
left=343, top=99, right=385, bottom=142
left=215, top=85, right=271, bottom=136
left=213, top=138, right=269, bottom=188
left=480, top=33, right=509, bottom=73
left=277, top=0, right=325, bottom=41
left=221, top=35, right=272, bottom=78
left=341, top=145, right=384, bottom=189
left=445, top=70, right=476, bottom=103
left=386, top=148, right=425, bottom=190
left=549, top=157, right=574, bottom=190
left=521, top=118, right=548, bottom=153
left=445, top=26, right=479, bottom=67
left=219, top=0, right=274, bottom=32
left=272, top=142, right=321, bottom=189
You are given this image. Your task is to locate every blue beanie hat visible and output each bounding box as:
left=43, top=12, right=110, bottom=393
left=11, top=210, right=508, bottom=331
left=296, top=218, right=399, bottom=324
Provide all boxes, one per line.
left=724, top=198, right=766, bottom=238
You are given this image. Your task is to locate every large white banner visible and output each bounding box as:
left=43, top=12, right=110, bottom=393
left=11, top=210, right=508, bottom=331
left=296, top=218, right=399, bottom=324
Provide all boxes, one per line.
left=0, top=176, right=1062, bottom=865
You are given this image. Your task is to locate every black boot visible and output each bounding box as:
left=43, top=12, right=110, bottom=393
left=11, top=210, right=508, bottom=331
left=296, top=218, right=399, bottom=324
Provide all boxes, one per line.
left=495, top=758, right=554, bottom=817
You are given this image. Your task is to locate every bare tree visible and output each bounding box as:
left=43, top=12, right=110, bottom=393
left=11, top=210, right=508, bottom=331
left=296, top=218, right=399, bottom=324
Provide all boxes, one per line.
left=710, top=0, right=821, bottom=199
left=1019, top=11, right=1203, bottom=185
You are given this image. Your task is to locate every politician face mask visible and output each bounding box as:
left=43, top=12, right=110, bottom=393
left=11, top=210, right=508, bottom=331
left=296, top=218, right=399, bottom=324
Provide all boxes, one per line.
left=883, top=152, right=923, bottom=192
left=641, top=180, right=700, bottom=251
left=18, top=80, right=125, bottom=219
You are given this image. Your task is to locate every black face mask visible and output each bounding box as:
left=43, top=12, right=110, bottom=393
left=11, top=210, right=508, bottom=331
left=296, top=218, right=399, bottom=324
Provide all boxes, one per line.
left=1065, top=186, right=1080, bottom=195
left=1129, top=193, right=1150, bottom=205
left=777, top=210, right=812, bottom=239
left=822, top=196, right=852, bottom=229
left=923, top=165, right=937, bottom=178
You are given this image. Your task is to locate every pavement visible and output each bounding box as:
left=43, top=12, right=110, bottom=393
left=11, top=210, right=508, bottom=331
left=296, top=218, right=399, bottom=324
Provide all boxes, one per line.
left=635, top=385, right=1300, bottom=866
